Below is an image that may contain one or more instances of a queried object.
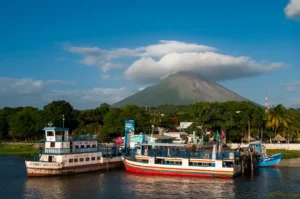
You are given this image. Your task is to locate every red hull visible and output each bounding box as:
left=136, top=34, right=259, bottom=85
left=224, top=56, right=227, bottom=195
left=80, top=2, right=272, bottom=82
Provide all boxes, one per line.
left=124, top=160, right=234, bottom=179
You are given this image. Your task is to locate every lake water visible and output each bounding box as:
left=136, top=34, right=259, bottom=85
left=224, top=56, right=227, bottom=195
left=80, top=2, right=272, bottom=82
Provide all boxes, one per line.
left=0, top=155, right=300, bottom=199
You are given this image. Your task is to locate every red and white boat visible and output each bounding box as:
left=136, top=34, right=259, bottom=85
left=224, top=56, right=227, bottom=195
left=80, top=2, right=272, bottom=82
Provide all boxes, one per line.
left=122, top=143, right=241, bottom=178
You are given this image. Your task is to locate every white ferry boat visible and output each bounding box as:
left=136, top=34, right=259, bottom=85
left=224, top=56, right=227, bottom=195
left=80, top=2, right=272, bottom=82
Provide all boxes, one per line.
left=122, top=142, right=241, bottom=178
left=25, top=127, right=123, bottom=177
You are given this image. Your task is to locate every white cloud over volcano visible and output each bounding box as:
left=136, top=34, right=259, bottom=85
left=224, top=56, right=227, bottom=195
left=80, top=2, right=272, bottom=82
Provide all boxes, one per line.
left=66, top=40, right=285, bottom=84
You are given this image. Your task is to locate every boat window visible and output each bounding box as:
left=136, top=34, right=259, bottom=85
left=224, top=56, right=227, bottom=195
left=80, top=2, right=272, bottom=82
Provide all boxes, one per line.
left=47, top=131, right=54, bottom=136
left=80, top=158, right=84, bottom=162
left=91, top=157, right=95, bottom=161
left=56, top=131, right=63, bottom=136
left=69, top=159, right=73, bottom=163
left=81, top=145, right=84, bottom=148
left=74, top=159, right=78, bottom=162
left=50, top=142, right=55, bottom=148
left=97, top=157, right=100, bottom=160
left=75, top=145, right=79, bottom=148
left=92, top=145, right=96, bottom=148
left=86, top=145, right=90, bottom=148
left=86, top=157, right=90, bottom=161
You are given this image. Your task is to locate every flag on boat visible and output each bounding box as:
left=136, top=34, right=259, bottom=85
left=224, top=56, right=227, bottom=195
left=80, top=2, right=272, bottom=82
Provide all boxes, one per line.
left=216, top=130, right=221, bottom=140
left=221, top=131, right=225, bottom=138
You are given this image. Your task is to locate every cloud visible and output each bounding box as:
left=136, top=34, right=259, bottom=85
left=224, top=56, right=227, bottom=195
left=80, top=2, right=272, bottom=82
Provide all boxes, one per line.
left=271, top=97, right=300, bottom=108
left=0, top=77, right=45, bottom=94
left=284, top=0, right=300, bottom=21
left=65, top=40, right=216, bottom=71
left=66, top=40, right=285, bottom=84
left=46, top=80, right=76, bottom=86
left=102, top=63, right=125, bottom=72
left=0, top=77, right=136, bottom=109
left=138, top=40, right=217, bottom=57
left=124, top=52, right=285, bottom=84
left=284, top=81, right=300, bottom=91
left=101, top=74, right=110, bottom=80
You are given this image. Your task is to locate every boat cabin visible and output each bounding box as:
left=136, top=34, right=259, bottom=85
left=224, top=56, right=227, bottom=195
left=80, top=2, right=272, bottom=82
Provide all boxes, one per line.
left=44, top=127, right=70, bottom=142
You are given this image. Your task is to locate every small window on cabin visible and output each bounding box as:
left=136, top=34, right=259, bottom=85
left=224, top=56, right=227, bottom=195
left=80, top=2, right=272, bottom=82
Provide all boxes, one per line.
left=50, top=142, right=55, bottom=147
left=47, top=131, right=54, bottom=136
left=74, top=159, right=78, bottom=162
left=80, top=158, right=84, bottom=162
left=86, top=157, right=90, bottom=161
left=75, top=145, right=79, bottom=148
left=97, top=157, right=100, bottom=160
left=69, top=159, right=73, bottom=163
left=81, top=145, right=84, bottom=148
left=86, top=145, right=90, bottom=148
left=92, top=145, right=96, bottom=148
left=91, top=157, right=95, bottom=161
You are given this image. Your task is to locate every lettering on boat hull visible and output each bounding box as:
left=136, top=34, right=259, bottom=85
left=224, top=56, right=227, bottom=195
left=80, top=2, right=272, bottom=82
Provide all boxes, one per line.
left=26, top=160, right=123, bottom=177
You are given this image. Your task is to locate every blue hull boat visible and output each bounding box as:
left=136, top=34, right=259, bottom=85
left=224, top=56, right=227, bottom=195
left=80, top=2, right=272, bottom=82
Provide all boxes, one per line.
left=249, top=141, right=283, bottom=167
left=258, top=153, right=283, bottom=167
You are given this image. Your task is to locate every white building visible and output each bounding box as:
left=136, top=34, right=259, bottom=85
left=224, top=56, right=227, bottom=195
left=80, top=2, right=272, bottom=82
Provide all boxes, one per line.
left=179, top=122, right=193, bottom=130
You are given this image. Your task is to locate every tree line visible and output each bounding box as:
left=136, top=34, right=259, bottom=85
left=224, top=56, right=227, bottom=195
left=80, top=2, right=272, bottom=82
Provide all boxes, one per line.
left=0, top=100, right=299, bottom=143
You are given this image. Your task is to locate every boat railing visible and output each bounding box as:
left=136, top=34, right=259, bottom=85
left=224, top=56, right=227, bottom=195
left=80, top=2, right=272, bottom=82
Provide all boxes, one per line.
left=136, top=149, right=240, bottom=160
left=41, top=146, right=122, bottom=156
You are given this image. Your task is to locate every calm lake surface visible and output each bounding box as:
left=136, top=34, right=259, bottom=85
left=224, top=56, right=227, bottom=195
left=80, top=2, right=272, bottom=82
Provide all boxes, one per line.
left=0, top=155, right=300, bottom=199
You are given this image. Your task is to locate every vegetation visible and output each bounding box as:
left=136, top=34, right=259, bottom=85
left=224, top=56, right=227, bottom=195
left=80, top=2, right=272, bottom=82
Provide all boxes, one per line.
left=0, top=100, right=300, bottom=143
left=0, top=144, right=38, bottom=155
left=267, top=149, right=300, bottom=159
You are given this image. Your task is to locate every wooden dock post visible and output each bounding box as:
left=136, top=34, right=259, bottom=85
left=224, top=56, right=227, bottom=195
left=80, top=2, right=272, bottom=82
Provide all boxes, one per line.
left=242, top=159, right=244, bottom=174
left=250, top=152, right=253, bottom=172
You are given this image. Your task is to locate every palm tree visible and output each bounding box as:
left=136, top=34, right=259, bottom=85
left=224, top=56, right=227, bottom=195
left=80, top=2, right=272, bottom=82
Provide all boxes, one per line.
left=266, top=104, right=290, bottom=138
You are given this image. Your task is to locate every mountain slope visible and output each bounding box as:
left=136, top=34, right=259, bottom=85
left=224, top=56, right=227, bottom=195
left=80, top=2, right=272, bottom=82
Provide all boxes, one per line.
left=113, top=72, right=247, bottom=107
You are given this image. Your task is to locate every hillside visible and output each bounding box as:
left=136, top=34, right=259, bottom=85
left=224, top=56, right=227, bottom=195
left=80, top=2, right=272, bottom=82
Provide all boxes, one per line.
left=113, top=72, right=247, bottom=107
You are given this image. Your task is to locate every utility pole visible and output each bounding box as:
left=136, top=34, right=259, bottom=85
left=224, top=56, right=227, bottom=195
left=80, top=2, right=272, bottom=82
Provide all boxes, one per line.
left=248, top=116, right=250, bottom=143
left=62, top=114, right=65, bottom=128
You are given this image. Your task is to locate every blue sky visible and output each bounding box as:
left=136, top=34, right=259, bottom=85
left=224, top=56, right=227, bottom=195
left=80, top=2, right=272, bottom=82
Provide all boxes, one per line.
left=0, top=0, right=300, bottom=109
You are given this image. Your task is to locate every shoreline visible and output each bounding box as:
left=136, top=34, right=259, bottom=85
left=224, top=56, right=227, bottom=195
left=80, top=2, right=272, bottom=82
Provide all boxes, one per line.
left=0, top=143, right=38, bottom=156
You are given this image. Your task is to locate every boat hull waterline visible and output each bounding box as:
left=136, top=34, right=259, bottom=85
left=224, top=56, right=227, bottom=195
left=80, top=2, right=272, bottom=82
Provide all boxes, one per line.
left=26, top=158, right=123, bottom=177
left=258, top=153, right=283, bottom=167
left=122, top=158, right=240, bottom=178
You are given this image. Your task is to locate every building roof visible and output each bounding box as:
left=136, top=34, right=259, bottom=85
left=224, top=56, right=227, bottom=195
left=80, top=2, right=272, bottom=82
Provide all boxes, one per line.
left=179, top=122, right=193, bottom=129
left=163, top=132, right=187, bottom=135
left=146, top=134, right=176, bottom=140
left=241, top=135, right=255, bottom=141
left=43, top=127, right=69, bottom=131
left=272, top=134, right=286, bottom=141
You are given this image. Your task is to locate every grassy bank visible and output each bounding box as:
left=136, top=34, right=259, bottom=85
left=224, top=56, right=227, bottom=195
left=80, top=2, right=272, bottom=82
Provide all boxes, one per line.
left=267, top=149, right=300, bottom=159
left=0, top=144, right=38, bottom=155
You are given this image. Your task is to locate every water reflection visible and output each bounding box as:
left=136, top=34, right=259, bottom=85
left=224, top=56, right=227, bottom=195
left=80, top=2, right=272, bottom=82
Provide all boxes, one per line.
left=123, top=172, right=236, bottom=199
left=2, top=156, right=300, bottom=199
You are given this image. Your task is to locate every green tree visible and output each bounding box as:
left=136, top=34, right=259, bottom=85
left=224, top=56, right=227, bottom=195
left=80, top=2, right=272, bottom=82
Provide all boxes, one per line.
left=43, top=100, right=78, bottom=129
left=8, top=108, right=43, bottom=140
left=267, top=104, right=290, bottom=137
left=102, top=108, right=123, bottom=140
